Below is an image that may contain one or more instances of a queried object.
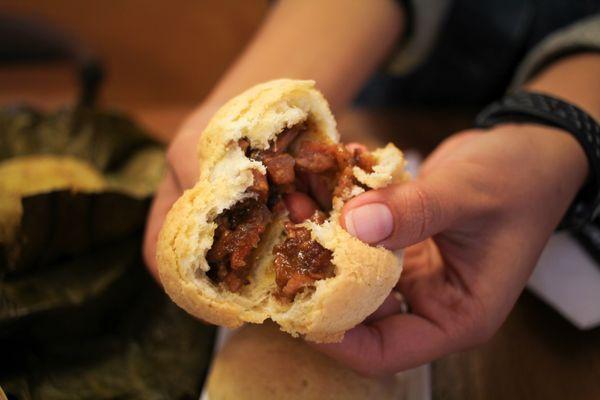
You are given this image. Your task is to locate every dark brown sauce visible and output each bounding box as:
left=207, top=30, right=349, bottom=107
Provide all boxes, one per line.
left=207, top=122, right=376, bottom=299
left=206, top=198, right=271, bottom=292
left=273, top=216, right=334, bottom=301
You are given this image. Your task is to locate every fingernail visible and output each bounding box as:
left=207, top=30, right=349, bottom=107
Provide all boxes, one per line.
left=344, top=203, right=393, bottom=244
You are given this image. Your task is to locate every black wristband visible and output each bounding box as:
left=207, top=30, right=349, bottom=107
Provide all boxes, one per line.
left=475, top=91, right=600, bottom=230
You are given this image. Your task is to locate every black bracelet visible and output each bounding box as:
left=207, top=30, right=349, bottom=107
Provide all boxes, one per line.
left=475, top=91, right=600, bottom=230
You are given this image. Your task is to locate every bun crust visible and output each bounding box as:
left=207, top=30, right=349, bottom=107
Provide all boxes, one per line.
left=206, top=323, right=400, bottom=400
left=157, top=79, right=408, bottom=342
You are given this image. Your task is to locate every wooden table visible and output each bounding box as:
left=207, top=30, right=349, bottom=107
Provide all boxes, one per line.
left=2, top=65, right=599, bottom=400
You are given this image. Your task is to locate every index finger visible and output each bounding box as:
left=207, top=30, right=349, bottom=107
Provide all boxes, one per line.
left=143, top=168, right=182, bottom=281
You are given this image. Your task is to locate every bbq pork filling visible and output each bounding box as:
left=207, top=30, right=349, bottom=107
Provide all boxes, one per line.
left=206, top=122, right=375, bottom=301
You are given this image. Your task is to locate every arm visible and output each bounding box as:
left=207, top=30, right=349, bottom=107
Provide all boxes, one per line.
left=144, top=0, right=405, bottom=278
left=524, top=52, right=600, bottom=120
left=206, top=0, right=404, bottom=112
left=316, top=53, right=598, bottom=375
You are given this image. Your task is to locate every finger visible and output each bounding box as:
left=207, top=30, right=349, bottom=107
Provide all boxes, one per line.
left=166, top=134, right=200, bottom=190
left=340, top=167, right=487, bottom=250
left=284, top=192, right=319, bottom=223
left=420, top=131, right=480, bottom=176
left=364, top=292, right=405, bottom=323
left=400, top=239, right=442, bottom=278
left=314, top=313, right=450, bottom=376
left=169, top=103, right=223, bottom=188
left=143, top=168, right=182, bottom=282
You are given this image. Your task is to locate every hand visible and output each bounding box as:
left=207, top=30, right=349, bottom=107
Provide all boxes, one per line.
left=142, top=0, right=404, bottom=279
left=314, top=124, right=588, bottom=375
left=143, top=104, right=220, bottom=279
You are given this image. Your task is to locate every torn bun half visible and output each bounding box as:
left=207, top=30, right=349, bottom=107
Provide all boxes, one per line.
left=157, top=79, right=408, bottom=342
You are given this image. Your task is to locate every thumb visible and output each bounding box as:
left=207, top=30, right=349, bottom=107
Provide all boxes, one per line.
left=342, top=171, right=472, bottom=250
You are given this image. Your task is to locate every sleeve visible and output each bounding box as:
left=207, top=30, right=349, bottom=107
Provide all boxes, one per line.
left=510, top=14, right=600, bottom=89
left=387, top=0, right=453, bottom=75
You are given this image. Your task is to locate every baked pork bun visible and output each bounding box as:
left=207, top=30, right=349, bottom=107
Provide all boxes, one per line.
left=206, top=323, right=401, bottom=400
left=157, top=79, right=409, bottom=343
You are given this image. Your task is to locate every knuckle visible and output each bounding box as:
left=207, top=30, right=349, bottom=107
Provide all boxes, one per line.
left=346, top=326, right=390, bottom=377
left=165, top=133, right=193, bottom=167
left=351, top=362, right=383, bottom=378
left=445, top=161, right=505, bottom=219
left=437, top=130, right=481, bottom=153
left=450, top=301, right=497, bottom=348
left=434, top=290, right=497, bottom=349
left=416, top=184, right=440, bottom=228
left=465, top=318, right=496, bottom=346
left=386, top=182, right=444, bottom=247
left=409, top=183, right=443, bottom=240
left=165, top=142, right=180, bottom=167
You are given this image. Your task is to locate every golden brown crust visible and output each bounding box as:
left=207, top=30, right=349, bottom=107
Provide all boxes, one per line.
left=197, top=79, right=338, bottom=174
left=206, top=323, right=400, bottom=400
left=273, top=210, right=403, bottom=342
left=156, top=79, right=407, bottom=342
left=157, top=185, right=267, bottom=328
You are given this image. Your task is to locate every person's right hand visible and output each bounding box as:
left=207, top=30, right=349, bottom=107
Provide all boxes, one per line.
left=314, top=123, right=589, bottom=375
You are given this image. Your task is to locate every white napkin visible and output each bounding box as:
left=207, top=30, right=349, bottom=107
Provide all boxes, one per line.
left=528, top=232, right=600, bottom=329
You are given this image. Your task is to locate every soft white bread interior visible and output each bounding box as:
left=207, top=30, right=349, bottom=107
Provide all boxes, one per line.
left=157, top=79, right=408, bottom=342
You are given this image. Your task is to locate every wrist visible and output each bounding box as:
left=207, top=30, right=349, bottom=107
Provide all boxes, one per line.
left=521, top=54, right=600, bottom=197
left=476, top=85, right=600, bottom=228
left=489, top=122, right=588, bottom=202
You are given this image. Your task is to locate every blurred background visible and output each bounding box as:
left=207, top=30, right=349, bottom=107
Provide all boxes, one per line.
left=1, top=2, right=600, bottom=399
left=0, top=1, right=269, bottom=140
left=0, top=0, right=469, bottom=148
